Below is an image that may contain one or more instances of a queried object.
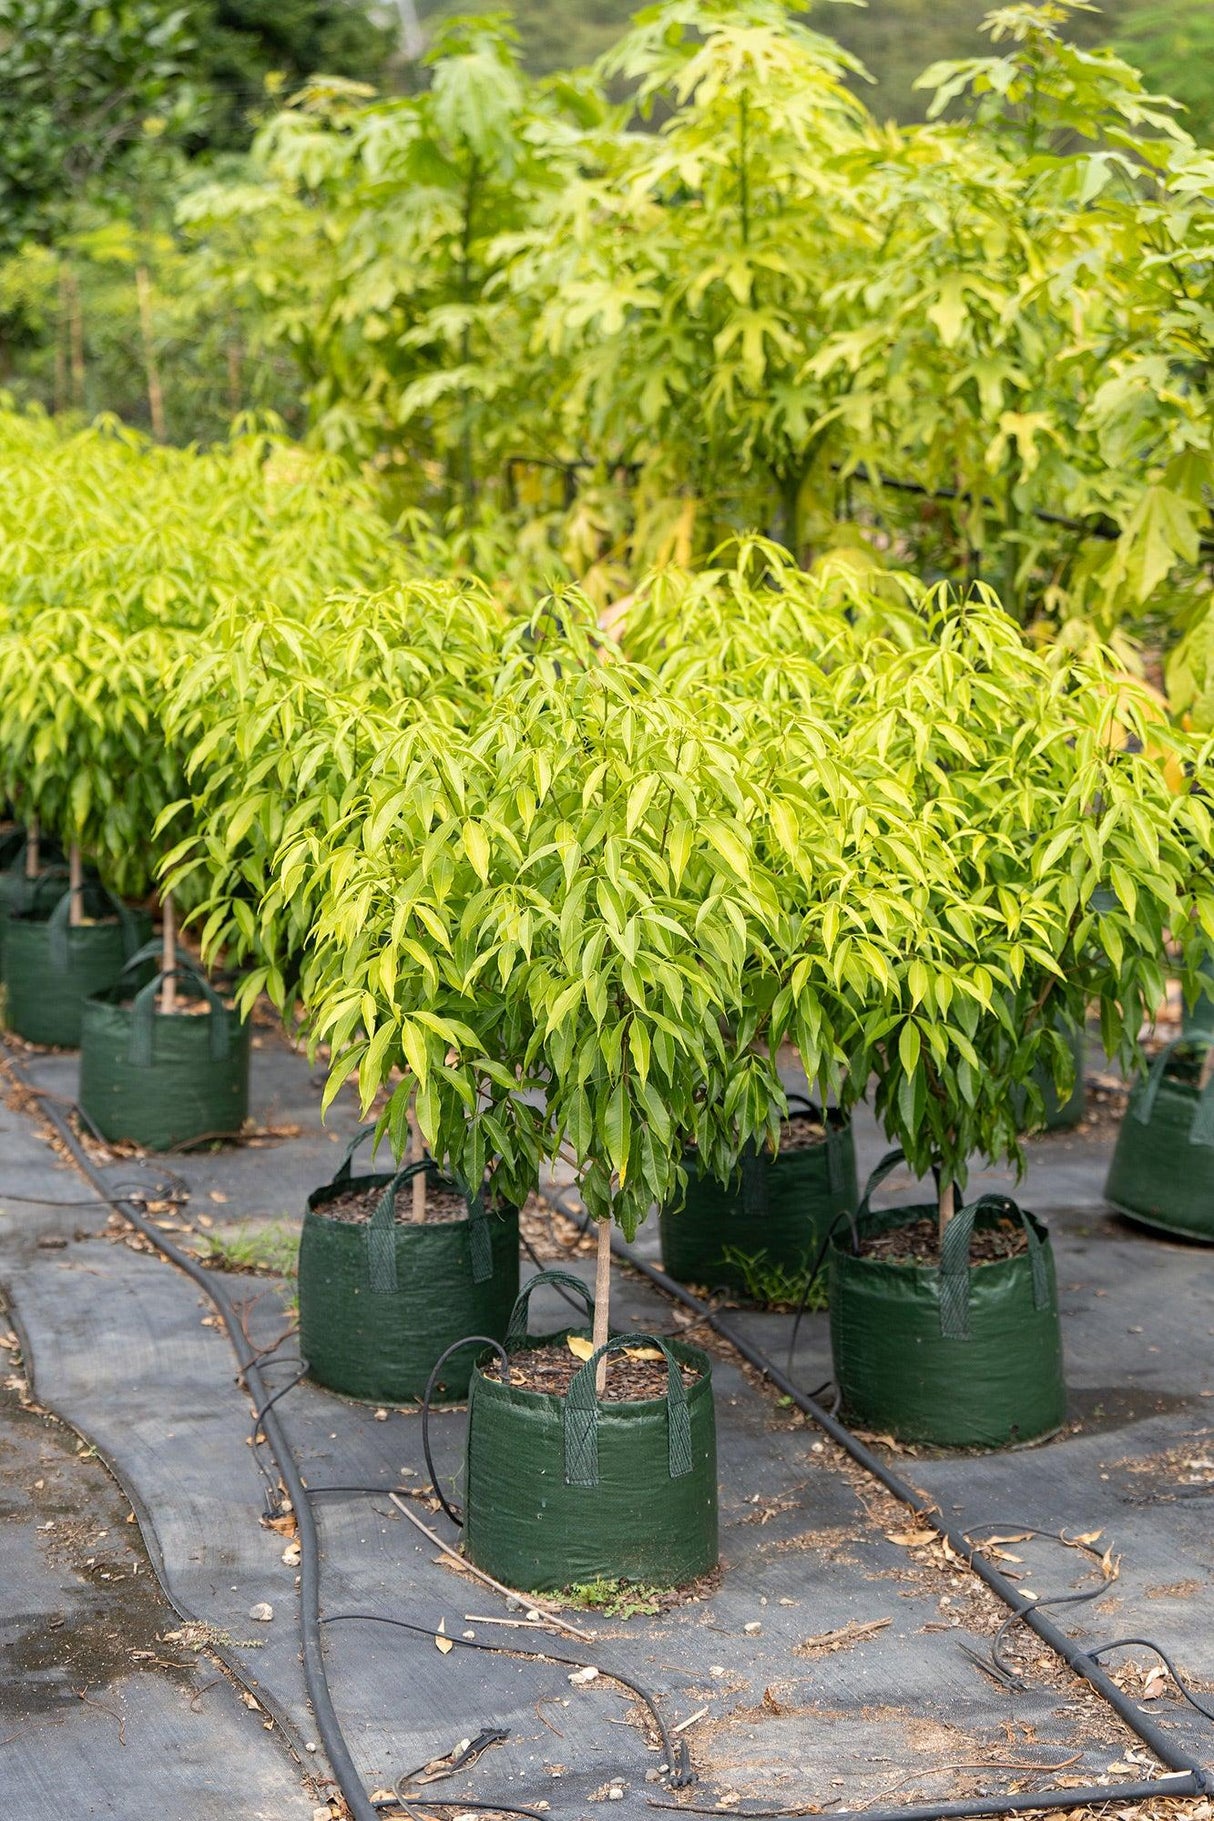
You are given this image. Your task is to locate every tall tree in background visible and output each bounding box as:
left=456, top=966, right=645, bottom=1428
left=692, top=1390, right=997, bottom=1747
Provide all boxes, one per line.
left=0, top=0, right=199, bottom=249
left=186, top=0, right=399, bottom=153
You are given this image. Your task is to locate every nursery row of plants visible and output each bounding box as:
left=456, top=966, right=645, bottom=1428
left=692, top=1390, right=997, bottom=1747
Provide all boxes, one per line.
left=2, top=402, right=1214, bottom=1591
left=8, top=2, right=1214, bottom=699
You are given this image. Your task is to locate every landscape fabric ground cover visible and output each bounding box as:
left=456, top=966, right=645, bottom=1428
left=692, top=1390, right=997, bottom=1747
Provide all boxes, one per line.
left=0, top=1031, right=1210, bottom=1819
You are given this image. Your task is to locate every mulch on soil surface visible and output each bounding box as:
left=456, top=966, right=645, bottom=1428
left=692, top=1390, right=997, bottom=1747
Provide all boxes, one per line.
left=318, top=1183, right=473, bottom=1226
left=858, top=1217, right=1030, bottom=1266
left=483, top=1344, right=702, bottom=1402
left=771, top=1113, right=829, bottom=1153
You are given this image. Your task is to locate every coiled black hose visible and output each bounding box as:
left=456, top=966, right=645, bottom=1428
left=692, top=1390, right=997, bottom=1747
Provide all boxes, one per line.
left=539, top=1183, right=1214, bottom=1815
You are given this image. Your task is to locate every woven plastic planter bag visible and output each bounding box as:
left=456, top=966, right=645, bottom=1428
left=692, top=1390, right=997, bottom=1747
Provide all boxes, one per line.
left=298, top=1134, right=520, bottom=1405
left=828, top=1151, right=1067, bottom=1448
left=79, top=950, right=250, bottom=1151
left=5, top=885, right=150, bottom=1048
left=461, top=1270, right=719, bottom=1593
left=1104, top=1038, right=1214, bottom=1243
left=0, top=847, right=71, bottom=973
left=659, top=1098, right=857, bottom=1295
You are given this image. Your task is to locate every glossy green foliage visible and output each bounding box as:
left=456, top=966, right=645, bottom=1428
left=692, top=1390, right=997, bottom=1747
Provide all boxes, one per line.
left=180, top=16, right=607, bottom=541
left=0, top=406, right=404, bottom=896
left=172, top=0, right=1214, bottom=669
left=161, top=576, right=508, bottom=997
left=167, top=546, right=1214, bottom=1227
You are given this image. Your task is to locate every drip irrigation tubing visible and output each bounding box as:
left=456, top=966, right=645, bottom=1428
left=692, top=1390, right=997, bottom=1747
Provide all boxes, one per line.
left=4, top=1062, right=400, bottom=1821
left=320, top=1610, right=690, bottom=1784
left=2, top=1057, right=697, bottom=1819
left=538, top=1182, right=1214, bottom=1815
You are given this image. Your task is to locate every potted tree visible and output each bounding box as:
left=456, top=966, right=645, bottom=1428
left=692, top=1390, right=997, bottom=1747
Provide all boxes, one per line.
left=0, top=611, right=165, bottom=1046
left=293, top=647, right=828, bottom=1589
left=161, top=583, right=515, bottom=1396
left=789, top=594, right=1214, bottom=1445
left=0, top=605, right=246, bottom=1143
left=658, top=1093, right=857, bottom=1300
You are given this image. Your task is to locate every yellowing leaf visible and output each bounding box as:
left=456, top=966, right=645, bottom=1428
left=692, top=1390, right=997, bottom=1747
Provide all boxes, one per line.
left=566, top=1335, right=595, bottom=1361
left=434, top=1619, right=453, bottom=1655
left=623, top=1345, right=664, bottom=1362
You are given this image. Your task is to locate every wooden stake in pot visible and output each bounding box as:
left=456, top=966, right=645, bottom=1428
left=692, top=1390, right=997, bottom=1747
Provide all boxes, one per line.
left=593, top=1217, right=612, bottom=1396
left=408, top=1097, right=427, bottom=1223
left=160, top=891, right=177, bottom=1016
left=68, top=843, right=83, bottom=928
left=25, top=816, right=39, bottom=881
left=937, top=1177, right=955, bottom=1239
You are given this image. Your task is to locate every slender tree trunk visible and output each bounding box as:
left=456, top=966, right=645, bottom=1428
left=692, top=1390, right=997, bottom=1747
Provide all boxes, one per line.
left=937, top=1178, right=955, bottom=1242
left=68, top=843, right=83, bottom=928
left=54, top=270, right=68, bottom=414
left=25, top=816, right=39, bottom=881
left=593, top=1218, right=612, bottom=1395
left=136, top=265, right=166, bottom=442
left=226, top=337, right=242, bottom=418
left=66, top=268, right=85, bottom=410
left=408, top=1096, right=427, bottom=1222
left=160, top=891, right=177, bottom=1015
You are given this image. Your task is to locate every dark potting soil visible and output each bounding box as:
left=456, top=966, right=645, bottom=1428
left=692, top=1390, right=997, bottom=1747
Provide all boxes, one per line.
left=319, top=1183, right=472, bottom=1226
left=484, top=1343, right=702, bottom=1403
left=858, top=1217, right=1029, bottom=1267
left=774, top=1113, right=829, bottom=1154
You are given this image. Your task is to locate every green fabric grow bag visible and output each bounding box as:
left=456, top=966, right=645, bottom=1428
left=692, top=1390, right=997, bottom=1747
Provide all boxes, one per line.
left=298, top=1132, right=520, bottom=1405
left=659, top=1099, right=857, bottom=1295
left=5, top=885, right=150, bottom=1048
left=829, top=1151, right=1066, bottom=1448
left=0, top=843, right=71, bottom=972
left=462, top=1270, right=718, bottom=1592
left=79, top=951, right=250, bottom=1151
left=1104, top=1038, right=1214, bottom=1243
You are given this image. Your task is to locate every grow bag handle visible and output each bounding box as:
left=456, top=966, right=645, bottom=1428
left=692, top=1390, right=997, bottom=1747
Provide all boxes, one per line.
left=366, top=1160, right=493, bottom=1297
left=327, top=1122, right=384, bottom=1186
left=846, top=1147, right=910, bottom=1247
left=421, top=1336, right=511, bottom=1530
left=1134, top=1036, right=1214, bottom=1147
left=22, top=864, right=69, bottom=911
left=564, top=1333, right=694, bottom=1489
left=938, top=1194, right=1051, bottom=1341
left=505, top=1268, right=596, bottom=1347
left=126, top=965, right=231, bottom=1068
left=47, top=883, right=141, bottom=973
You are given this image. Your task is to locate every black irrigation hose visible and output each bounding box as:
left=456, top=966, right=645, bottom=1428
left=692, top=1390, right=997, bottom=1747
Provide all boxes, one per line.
left=320, top=1610, right=693, bottom=1786
left=538, top=1184, right=1214, bottom=1812
left=9, top=1072, right=696, bottom=1814
left=374, top=1802, right=550, bottom=1820
left=10, top=1073, right=394, bottom=1821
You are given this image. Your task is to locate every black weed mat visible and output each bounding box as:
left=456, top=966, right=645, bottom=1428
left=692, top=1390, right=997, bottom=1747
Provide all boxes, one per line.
left=0, top=1033, right=1211, bottom=1819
